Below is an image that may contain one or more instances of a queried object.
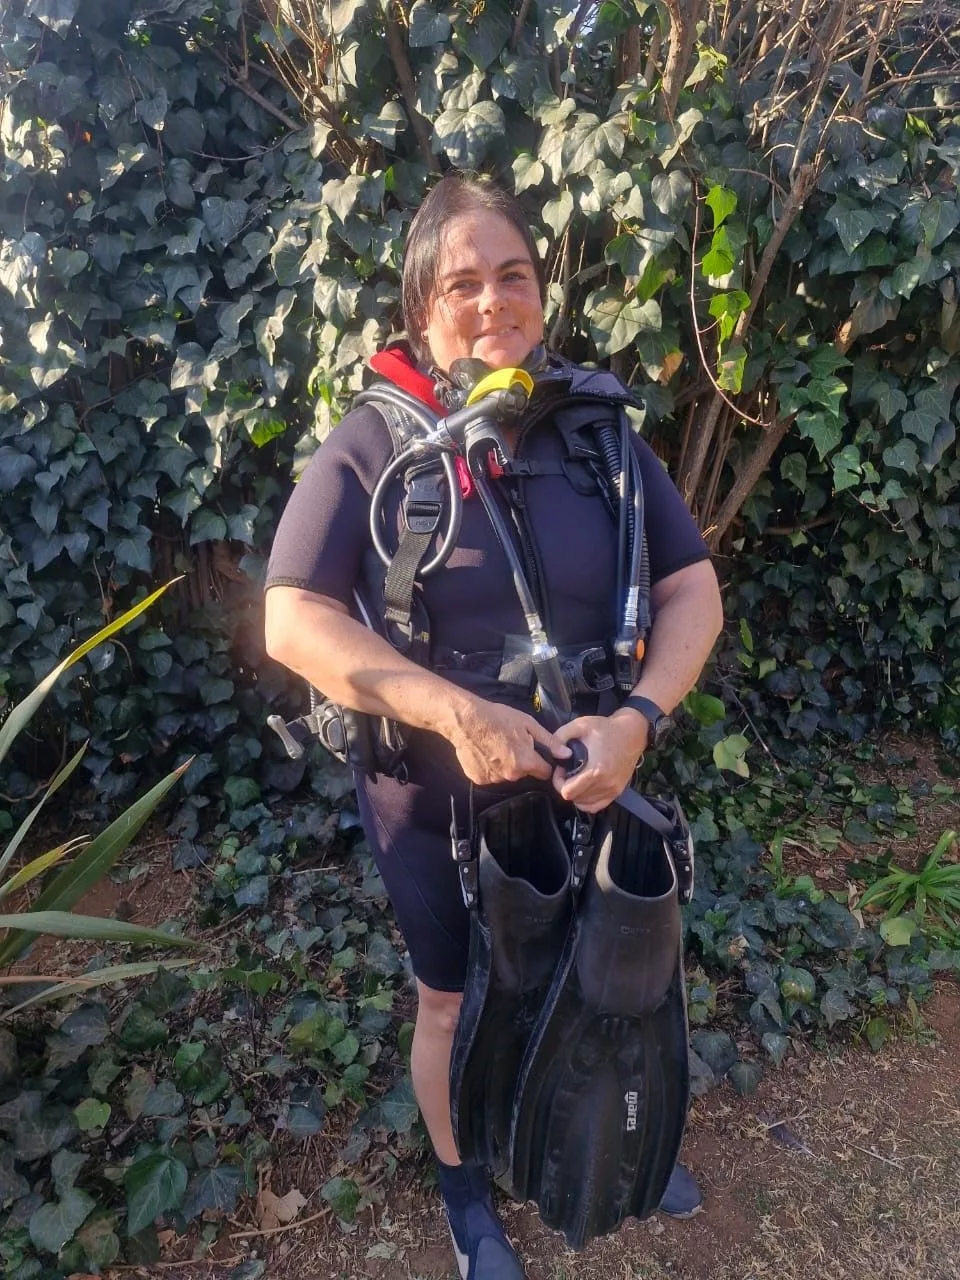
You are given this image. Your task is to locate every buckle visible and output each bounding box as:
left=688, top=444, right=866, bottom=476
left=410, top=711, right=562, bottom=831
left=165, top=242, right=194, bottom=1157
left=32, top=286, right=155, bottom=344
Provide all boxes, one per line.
left=561, top=645, right=615, bottom=695
left=570, top=812, right=594, bottom=892
left=451, top=835, right=478, bottom=908
left=405, top=499, right=442, bottom=534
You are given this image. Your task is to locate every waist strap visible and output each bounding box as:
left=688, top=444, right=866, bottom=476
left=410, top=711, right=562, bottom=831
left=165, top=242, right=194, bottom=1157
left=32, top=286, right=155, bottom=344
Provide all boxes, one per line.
left=433, top=638, right=615, bottom=696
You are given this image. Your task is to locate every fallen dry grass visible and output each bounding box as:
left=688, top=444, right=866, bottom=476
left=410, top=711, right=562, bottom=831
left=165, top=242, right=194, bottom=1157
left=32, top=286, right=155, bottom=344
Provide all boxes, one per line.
left=225, top=982, right=959, bottom=1280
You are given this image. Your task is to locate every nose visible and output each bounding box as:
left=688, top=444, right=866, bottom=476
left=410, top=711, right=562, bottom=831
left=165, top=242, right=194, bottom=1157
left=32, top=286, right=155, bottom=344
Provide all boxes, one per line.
left=478, top=277, right=505, bottom=314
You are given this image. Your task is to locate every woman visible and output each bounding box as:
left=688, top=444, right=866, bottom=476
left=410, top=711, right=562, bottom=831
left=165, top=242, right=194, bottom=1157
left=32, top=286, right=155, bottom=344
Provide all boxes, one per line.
left=265, top=174, right=723, bottom=1279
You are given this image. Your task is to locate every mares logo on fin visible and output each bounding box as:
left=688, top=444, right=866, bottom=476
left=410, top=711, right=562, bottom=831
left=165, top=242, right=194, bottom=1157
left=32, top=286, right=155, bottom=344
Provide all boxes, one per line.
left=624, top=1090, right=639, bottom=1132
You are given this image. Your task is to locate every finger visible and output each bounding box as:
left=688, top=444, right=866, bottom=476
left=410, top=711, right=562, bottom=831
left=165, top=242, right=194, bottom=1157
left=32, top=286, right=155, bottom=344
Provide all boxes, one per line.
left=552, top=719, right=589, bottom=746
left=531, top=723, right=572, bottom=760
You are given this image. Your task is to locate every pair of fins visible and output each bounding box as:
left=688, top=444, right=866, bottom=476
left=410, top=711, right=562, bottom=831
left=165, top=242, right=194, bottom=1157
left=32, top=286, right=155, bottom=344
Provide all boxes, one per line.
left=449, top=789, right=691, bottom=1250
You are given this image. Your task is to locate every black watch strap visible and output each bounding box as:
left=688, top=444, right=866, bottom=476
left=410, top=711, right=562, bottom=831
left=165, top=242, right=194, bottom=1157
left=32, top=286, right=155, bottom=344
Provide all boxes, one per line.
left=620, top=695, right=672, bottom=746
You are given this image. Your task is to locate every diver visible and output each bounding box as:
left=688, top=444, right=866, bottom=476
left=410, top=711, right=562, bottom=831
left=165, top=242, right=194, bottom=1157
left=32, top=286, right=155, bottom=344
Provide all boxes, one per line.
left=264, top=173, right=723, bottom=1279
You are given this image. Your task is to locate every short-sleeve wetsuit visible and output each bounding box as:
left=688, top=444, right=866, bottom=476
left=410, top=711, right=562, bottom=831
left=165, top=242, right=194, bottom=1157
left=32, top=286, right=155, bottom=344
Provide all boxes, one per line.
left=266, top=358, right=710, bottom=991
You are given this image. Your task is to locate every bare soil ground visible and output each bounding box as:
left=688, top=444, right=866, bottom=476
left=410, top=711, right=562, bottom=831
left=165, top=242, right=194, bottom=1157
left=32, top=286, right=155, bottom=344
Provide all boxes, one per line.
left=208, top=981, right=955, bottom=1280
left=28, top=734, right=957, bottom=1280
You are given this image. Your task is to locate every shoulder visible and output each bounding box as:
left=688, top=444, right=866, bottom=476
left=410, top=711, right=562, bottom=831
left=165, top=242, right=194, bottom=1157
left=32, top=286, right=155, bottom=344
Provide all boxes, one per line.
left=298, top=402, right=395, bottom=492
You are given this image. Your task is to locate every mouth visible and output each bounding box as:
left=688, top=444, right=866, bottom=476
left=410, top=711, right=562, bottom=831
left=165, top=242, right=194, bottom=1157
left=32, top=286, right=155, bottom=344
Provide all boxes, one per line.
left=477, top=326, right=517, bottom=339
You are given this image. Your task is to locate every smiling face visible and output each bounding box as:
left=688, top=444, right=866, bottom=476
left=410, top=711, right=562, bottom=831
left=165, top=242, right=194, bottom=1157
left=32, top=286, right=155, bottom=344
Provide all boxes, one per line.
left=420, top=207, right=545, bottom=373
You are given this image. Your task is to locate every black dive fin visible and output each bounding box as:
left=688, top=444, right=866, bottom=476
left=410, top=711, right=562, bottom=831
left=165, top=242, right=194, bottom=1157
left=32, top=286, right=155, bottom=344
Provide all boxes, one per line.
left=509, top=802, right=690, bottom=1249
left=449, top=791, right=572, bottom=1175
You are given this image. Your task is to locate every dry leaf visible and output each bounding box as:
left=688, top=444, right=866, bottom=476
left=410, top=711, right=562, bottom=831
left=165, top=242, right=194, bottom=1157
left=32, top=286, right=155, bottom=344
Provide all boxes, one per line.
left=846, top=881, right=865, bottom=927
left=256, top=1186, right=308, bottom=1231
left=658, top=349, right=684, bottom=384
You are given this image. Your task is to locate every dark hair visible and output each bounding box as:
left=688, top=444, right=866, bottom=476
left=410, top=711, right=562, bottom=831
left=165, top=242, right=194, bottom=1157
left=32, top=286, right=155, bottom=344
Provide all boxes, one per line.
left=401, top=172, right=546, bottom=362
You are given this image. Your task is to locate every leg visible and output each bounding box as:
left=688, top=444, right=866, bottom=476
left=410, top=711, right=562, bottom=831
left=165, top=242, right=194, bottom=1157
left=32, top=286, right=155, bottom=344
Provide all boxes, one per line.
left=411, top=979, right=463, bottom=1165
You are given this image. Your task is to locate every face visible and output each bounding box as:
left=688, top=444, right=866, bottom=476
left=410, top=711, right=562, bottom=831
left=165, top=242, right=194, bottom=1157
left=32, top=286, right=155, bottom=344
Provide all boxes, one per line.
left=421, top=208, right=544, bottom=373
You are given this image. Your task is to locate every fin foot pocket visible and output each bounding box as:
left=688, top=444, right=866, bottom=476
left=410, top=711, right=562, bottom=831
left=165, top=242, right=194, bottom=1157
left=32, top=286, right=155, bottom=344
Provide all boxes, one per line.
left=451, top=792, right=572, bottom=1173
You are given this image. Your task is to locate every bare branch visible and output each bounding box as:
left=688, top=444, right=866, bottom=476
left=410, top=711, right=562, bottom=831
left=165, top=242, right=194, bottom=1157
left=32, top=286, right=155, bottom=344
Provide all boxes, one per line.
left=384, top=3, right=440, bottom=173
left=708, top=414, right=793, bottom=546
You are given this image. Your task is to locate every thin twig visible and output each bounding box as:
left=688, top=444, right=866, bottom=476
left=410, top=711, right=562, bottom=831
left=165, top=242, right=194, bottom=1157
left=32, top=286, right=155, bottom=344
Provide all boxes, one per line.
left=229, top=1205, right=332, bottom=1240
left=719, top=677, right=784, bottom=775
left=849, top=1143, right=906, bottom=1170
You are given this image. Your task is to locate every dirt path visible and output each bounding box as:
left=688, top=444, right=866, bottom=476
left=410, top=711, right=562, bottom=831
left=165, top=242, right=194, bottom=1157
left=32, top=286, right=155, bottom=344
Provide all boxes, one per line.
left=236, top=982, right=958, bottom=1280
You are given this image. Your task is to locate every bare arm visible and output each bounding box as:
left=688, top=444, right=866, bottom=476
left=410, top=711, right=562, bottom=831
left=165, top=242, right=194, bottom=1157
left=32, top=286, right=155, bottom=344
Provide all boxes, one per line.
left=554, top=558, right=724, bottom=810
left=264, top=585, right=570, bottom=784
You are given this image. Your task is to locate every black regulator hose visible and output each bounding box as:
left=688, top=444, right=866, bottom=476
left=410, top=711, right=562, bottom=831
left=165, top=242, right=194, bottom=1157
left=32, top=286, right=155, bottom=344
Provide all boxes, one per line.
left=357, top=386, right=463, bottom=577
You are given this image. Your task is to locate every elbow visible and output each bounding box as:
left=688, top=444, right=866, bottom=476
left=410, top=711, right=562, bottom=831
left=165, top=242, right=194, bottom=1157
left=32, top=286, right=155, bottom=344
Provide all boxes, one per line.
left=709, top=581, right=724, bottom=645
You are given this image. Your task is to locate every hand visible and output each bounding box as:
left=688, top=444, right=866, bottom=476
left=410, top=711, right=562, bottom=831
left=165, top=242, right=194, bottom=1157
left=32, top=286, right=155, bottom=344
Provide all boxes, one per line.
left=448, top=697, right=572, bottom=786
left=550, top=711, right=649, bottom=813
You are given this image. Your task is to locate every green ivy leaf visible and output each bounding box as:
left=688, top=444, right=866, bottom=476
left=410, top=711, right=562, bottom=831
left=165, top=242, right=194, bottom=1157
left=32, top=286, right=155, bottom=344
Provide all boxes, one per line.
left=705, top=185, right=737, bottom=229
left=29, top=1187, right=95, bottom=1255
left=409, top=1, right=451, bottom=46
left=795, top=410, right=842, bottom=461
left=361, top=102, right=407, bottom=149
left=761, top=1032, right=790, bottom=1066
left=512, top=152, right=544, bottom=194
left=882, top=439, right=919, bottom=472
left=453, top=1, right=512, bottom=69
left=879, top=915, right=915, bottom=947
left=702, top=226, right=735, bottom=281
left=683, top=691, right=726, bottom=727
left=650, top=170, right=692, bottom=217
left=542, top=190, right=573, bottom=238
left=189, top=509, right=228, bottom=546
left=780, top=452, right=807, bottom=492
left=561, top=113, right=625, bottom=175
left=136, top=87, right=169, bottom=131
left=584, top=286, right=662, bottom=357
left=825, top=198, right=879, bottom=255
left=820, top=987, right=855, bottom=1027
left=713, top=733, right=750, bottom=778
left=378, top=1078, right=419, bottom=1133
left=919, top=196, right=960, bottom=248
left=321, top=1176, right=360, bottom=1223
left=181, top=1164, right=243, bottom=1221
left=202, top=197, right=250, bottom=250
left=74, top=1098, right=111, bottom=1131
left=831, top=444, right=862, bottom=492
left=125, top=1150, right=189, bottom=1236
left=716, top=343, right=747, bottom=393
left=76, top=1213, right=121, bottom=1268
left=708, top=289, right=749, bottom=343
left=432, top=101, right=505, bottom=167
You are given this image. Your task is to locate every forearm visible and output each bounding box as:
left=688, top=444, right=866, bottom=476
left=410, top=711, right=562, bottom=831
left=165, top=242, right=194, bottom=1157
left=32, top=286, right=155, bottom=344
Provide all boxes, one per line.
left=630, top=563, right=724, bottom=714
left=632, top=588, right=721, bottom=711
left=264, top=588, right=475, bottom=740
left=606, top=561, right=723, bottom=755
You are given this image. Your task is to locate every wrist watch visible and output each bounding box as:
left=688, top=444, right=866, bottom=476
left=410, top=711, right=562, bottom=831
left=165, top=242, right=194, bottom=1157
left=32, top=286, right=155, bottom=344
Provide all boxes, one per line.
left=621, top=695, right=674, bottom=748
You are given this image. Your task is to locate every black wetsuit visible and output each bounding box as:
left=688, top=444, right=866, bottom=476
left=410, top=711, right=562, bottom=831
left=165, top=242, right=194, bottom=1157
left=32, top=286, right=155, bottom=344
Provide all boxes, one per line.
left=266, top=382, right=709, bottom=991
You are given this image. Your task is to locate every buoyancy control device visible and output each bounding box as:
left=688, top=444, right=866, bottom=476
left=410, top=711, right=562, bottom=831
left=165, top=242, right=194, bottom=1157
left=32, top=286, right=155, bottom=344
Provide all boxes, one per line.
left=267, top=351, right=653, bottom=779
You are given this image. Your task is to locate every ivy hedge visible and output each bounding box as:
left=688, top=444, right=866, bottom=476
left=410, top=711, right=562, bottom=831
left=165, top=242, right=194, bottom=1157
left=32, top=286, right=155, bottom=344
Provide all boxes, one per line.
left=0, top=0, right=958, bottom=808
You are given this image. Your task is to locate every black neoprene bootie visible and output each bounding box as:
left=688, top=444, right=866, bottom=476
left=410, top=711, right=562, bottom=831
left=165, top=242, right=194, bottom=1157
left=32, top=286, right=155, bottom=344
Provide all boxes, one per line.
left=437, top=1159, right=526, bottom=1280
left=659, top=1163, right=703, bottom=1218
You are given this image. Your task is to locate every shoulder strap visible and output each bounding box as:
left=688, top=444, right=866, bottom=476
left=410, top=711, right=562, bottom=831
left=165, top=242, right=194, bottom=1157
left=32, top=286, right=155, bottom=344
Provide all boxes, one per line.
left=369, top=399, right=442, bottom=666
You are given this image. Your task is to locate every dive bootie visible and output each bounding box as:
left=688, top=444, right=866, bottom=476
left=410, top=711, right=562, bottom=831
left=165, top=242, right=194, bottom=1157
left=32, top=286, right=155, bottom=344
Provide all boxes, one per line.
left=438, top=1160, right=526, bottom=1280
left=449, top=791, right=572, bottom=1175
left=509, top=801, right=690, bottom=1249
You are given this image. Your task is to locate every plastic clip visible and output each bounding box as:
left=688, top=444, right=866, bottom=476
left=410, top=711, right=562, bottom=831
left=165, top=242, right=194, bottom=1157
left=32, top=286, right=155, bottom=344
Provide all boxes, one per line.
left=570, top=812, right=594, bottom=892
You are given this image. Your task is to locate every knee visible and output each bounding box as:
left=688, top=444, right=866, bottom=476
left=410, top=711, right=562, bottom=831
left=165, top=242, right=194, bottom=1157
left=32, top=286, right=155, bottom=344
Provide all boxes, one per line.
left=416, top=982, right=463, bottom=1040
